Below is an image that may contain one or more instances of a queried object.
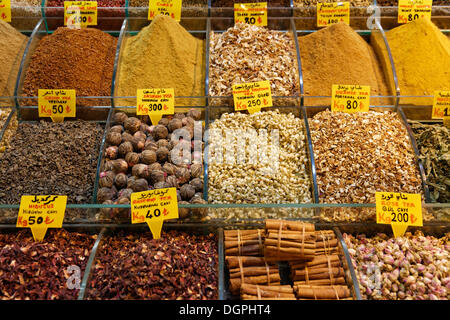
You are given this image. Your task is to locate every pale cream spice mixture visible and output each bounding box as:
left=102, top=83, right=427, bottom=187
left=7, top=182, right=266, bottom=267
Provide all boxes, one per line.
left=208, top=110, right=312, bottom=205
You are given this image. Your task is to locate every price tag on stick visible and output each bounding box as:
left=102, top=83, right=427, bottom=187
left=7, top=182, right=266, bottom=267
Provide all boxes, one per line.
left=398, top=0, right=432, bottom=24
left=64, top=1, right=98, bottom=28
left=131, top=188, right=178, bottom=239
left=232, top=81, right=273, bottom=114
left=38, top=89, right=76, bottom=123
left=376, top=192, right=423, bottom=238
left=17, top=195, right=67, bottom=242
left=234, top=2, right=268, bottom=26
left=317, top=2, right=350, bottom=27
left=136, top=88, right=175, bottom=125
left=432, top=91, right=450, bottom=119
left=0, top=0, right=11, bottom=22
left=331, top=84, right=370, bottom=113
left=148, top=0, right=182, bottom=21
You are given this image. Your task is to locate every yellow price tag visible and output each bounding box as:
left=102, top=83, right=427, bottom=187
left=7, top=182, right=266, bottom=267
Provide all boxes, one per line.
left=432, top=91, right=450, bottom=119
left=317, top=2, right=350, bottom=27
left=64, top=1, right=98, bottom=27
left=232, top=81, right=272, bottom=114
left=376, top=192, right=423, bottom=238
left=131, top=188, right=179, bottom=239
left=38, top=89, right=76, bottom=123
left=0, top=0, right=11, bottom=22
left=398, top=0, right=432, bottom=24
left=148, top=0, right=182, bottom=21
left=234, top=2, right=268, bottom=27
left=331, top=84, right=370, bottom=113
left=17, top=195, right=67, bottom=242
left=136, top=88, right=175, bottom=126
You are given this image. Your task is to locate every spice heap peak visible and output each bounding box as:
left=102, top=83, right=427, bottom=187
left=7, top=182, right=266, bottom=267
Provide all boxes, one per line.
left=371, top=18, right=450, bottom=105
left=116, top=15, right=205, bottom=107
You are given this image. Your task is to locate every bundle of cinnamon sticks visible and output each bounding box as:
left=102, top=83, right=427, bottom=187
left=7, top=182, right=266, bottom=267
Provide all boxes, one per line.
left=240, top=284, right=296, bottom=300
left=288, top=229, right=353, bottom=299
left=264, top=220, right=316, bottom=262
left=225, top=222, right=354, bottom=300
left=224, top=229, right=265, bottom=256
left=225, top=229, right=280, bottom=295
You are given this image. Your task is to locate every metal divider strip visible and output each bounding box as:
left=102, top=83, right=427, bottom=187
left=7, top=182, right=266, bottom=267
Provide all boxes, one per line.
left=333, top=226, right=362, bottom=300
left=396, top=106, right=432, bottom=203
left=78, top=227, right=107, bottom=300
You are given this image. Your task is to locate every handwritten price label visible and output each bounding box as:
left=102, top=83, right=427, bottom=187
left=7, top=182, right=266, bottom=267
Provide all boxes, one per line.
left=38, top=89, right=76, bottom=123
left=148, top=0, right=182, bottom=21
left=234, top=2, right=267, bottom=27
left=398, top=0, right=432, bottom=24
left=136, top=88, right=174, bottom=126
left=232, top=81, right=272, bottom=114
left=17, top=195, right=67, bottom=241
left=64, top=1, right=97, bottom=27
left=331, top=84, right=370, bottom=113
left=131, top=188, right=178, bottom=239
left=317, top=2, right=349, bottom=27
left=0, top=0, right=11, bottom=22
left=376, top=192, right=423, bottom=238
left=432, top=91, right=450, bottom=120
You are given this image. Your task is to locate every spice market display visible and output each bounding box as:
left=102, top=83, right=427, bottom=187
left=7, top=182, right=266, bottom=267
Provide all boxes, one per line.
left=0, top=1, right=449, bottom=302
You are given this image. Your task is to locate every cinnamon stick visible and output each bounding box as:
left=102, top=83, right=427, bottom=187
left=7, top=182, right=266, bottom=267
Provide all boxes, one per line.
left=225, top=240, right=262, bottom=250
left=225, top=244, right=262, bottom=256
left=315, top=230, right=335, bottom=238
left=289, top=254, right=341, bottom=270
left=265, top=219, right=315, bottom=232
left=267, top=232, right=316, bottom=242
left=229, top=274, right=281, bottom=294
left=292, top=267, right=344, bottom=281
left=225, top=229, right=265, bottom=237
left=290, top=260, right=341, bottom=271
left=294, top=285, right=351, bottom=300
left=293, top=277, right=346, bottom=286
left=230, top=266, right=279, bottom=278
left=315, top=239, right=338, bottom=249
left=240, top=284, right=295, bottom=298
left=241, top=283, right=294, bottom=294
left=265, top=238, right=317, bottom=249
left=264, top=246, right=316, bottom=257
left=226, top=256, right=267, bottom=268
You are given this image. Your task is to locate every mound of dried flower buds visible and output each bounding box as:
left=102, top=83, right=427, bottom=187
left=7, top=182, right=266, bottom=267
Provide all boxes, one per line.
left=344, top=231, right=450, bottom=300
left=86, top=230, right=218, bottom=300
left=0, top=229, right=96, bottom=300
left=98, top=110, right=207, bottom=222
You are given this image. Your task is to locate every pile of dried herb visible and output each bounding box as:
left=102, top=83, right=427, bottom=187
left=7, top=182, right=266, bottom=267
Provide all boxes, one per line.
left=410, top=121, right=450, bottom=203
left=0, top=229, right=96, bottom=300
left=86, top=230, right=218, bottom=300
